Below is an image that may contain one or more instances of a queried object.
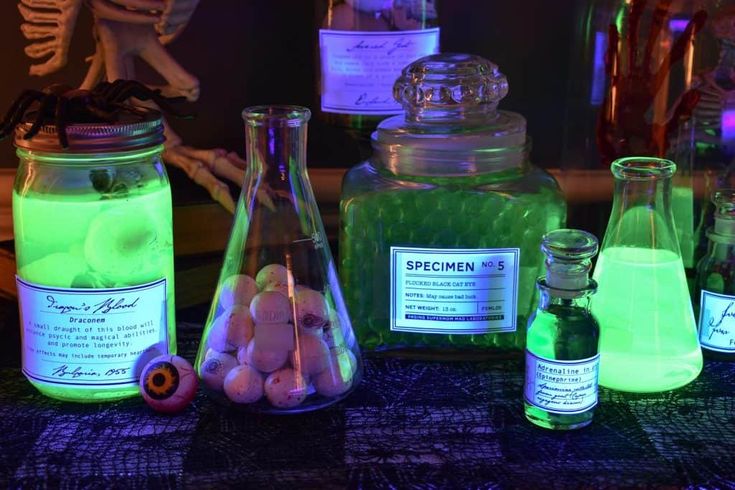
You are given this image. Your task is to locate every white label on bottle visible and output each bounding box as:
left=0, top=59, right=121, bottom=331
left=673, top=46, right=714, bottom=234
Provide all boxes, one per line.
left=698, top=290, right=735, bottom=353
left=524, top=351, right=599, bottom=414
left=17, top=277, right=169, bottom=388
left=389, top=247, right=519, bottom=334
left=319, top=28, right=440, bottom=115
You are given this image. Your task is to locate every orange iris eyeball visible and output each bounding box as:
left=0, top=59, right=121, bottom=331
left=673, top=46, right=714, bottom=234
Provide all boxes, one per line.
left=139, top=355, right=198, bottom=413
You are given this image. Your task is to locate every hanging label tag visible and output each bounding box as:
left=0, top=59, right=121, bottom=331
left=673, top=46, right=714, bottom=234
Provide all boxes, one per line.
left=390, top=247, right=519, bottom=334
left=524, top=351, right=600, bottom=414
left=698, top=289, right=735, bottom=353
left=319, top=28, right=440, bottom=115
left=17, top=277, right=169, bottom=388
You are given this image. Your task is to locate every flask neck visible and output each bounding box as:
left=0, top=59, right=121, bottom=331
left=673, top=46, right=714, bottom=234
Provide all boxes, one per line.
left=244, top=107, right=308, bottom=186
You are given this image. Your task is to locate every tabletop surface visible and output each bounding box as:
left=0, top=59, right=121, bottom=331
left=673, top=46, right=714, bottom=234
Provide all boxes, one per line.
left=1, top=320, right=734, bottom=489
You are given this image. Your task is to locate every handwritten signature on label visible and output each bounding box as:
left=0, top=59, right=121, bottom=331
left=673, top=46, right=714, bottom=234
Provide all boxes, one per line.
left=46, top=295, right=140, bottom=315
left=708, top=300, right=735, bottom=340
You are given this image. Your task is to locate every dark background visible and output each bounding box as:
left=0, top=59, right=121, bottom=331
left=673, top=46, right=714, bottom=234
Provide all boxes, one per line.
left=0, top=0, right=578, bottom=171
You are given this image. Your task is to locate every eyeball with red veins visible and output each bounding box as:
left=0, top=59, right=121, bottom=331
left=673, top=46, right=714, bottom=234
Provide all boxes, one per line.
left=315, top=350, right=357, bottom=397
left=207, top=305, right=254, bottom=352
left=265, top=368, right=308, bottom=408
left=290, top=334, right=330, bottom=376
left=140, top=355, right=198, bottom=414
left=199, top=352, right=238, bottom=392
left=246, top=338, right=288, bottom=373
left=256, top=264, right=292, bottom=291
left=295, top=288, right=329, bottom=330
left=223, top=364, right=264, bottom=404
left=219, top=274, right=258, bottom=309
left=250, top=291, right=292, bottom=324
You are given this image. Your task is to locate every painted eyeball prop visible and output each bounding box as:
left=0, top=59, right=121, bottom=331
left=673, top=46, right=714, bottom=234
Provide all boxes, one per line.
left=290, top=334, right=330, bottom=376
left=207, top=305, right=254, bottom=352
left=140, top=355, right=198, bottom=414
left=245, top=339, right=288, bottom=373
left=255, top=264, right=292, bottom=291
left=223, top=364, right=264, bottom=404
left=250, top=291, right=292, bottom=324
left=199, top=352, right=238, bottom=391
left=294, top=288, right=329, bottom=330
left=264, top=368, right=308, bottom=408
left=219, top=274, right=258, bottom=309
left=315, top=350, right=357, bottom=397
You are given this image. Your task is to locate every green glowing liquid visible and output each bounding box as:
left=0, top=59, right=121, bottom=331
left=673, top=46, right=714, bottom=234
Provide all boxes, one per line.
left=340, top=180, right=565, bottom=355
left=13, top=186, right=176, bottom=402
left=591, top=247, right=702, bottom=392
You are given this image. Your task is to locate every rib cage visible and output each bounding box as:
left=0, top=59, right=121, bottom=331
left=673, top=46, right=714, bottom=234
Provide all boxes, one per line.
left=18, top=0, right=84, bottom=76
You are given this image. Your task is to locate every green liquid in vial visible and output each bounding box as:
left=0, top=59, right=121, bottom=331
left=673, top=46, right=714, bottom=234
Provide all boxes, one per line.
left=13, top=186, right=176, bottom=402
left=591, top=247, right=702, bottom=392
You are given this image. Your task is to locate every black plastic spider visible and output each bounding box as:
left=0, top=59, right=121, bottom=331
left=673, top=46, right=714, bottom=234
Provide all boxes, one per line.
left=0, top=79, right=189, bottom=148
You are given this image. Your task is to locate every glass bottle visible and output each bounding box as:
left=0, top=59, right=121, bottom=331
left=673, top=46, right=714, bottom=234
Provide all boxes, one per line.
left=316, top=0, right=440, bottom=137
left=694, top=189, right=735, bottom=360
left=524, top=229, right=600, bottom=431
left=195, top=106, right=362, bottom=413
left=339, top=53, right=566, bottom=358
left=13, top=112, right=176, bottom=402
left=591, top=156, right=703, bottom=392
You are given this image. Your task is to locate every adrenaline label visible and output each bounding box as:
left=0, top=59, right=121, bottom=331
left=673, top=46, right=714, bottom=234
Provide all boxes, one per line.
left=698, top=290, right=735, bottom=353
left=390, top=247, right=519, bottom=334
left=524, top=351, right=599, bottom=414
left=17, top=277, right=169, bottom=387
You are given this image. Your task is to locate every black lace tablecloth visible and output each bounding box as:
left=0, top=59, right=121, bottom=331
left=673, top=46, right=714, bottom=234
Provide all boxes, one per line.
left=1, top=320, right=734, bottom=489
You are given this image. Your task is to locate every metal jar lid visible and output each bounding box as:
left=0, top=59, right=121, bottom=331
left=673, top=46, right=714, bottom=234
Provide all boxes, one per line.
left=14, top=110, right=165, bottom=154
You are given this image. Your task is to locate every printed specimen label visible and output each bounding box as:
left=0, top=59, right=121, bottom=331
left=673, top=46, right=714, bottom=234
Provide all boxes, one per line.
left=17, top=277, right=169, bottom=387
left=698, top=290, right=735, bottom=353
left=390, top=247, right=519, bottom=334
left=319, top=28, right=440, bottom=115
left=524, top=351, right=599, bottom=414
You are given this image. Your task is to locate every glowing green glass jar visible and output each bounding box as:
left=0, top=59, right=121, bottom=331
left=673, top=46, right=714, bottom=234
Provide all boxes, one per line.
left=12, top=112, right=176, bottom=402
left=339, top=54, right=566, bottom=358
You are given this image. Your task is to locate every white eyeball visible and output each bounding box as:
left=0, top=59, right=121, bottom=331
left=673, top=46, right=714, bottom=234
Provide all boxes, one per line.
left=245, top=339, right=288, bottom=373
left=199, top=352, right=238, bottom=392
left=219, top=274, right=258, bottom=309
left=314, top=350, right=357, bottom=397
left=294, top=288, right=329, bottom=329
left=207, top=305, right=254, bottom=352
left=250, top=291, right=292, bottom=324
left=290, top=335, right=330, bottom=376
left=264, top=368, right=308, bottom=408
left=254, top=323, right=295, bottom=351
left=256, top=264, right=292, bottom=291
left=223, top=364, right=264, bottom=404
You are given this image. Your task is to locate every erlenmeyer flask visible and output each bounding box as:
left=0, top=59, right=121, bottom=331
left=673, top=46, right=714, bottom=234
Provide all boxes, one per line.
left=591, top=157, right=702, bottom=392
left=194, top=106, right=362, bottom=413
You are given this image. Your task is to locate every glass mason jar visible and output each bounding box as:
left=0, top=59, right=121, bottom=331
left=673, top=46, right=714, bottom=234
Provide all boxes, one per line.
left=339, top=53, right=567, bottom=358
left=13, top=112, right=176, bottom=402
left=316, top=0, right=440, bottom=136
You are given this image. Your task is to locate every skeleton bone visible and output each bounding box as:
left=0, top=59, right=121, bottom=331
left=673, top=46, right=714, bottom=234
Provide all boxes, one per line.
left=18, top=0, right=84, bottom=76
left=17, top=0, right=244, bottom=212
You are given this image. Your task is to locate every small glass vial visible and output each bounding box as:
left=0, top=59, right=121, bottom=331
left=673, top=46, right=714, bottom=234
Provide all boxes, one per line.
left=524, top=229, right=600, bottom=430
left=13, top=112, right=176, bottom=402
left=695, top=190, right=735, bottom=360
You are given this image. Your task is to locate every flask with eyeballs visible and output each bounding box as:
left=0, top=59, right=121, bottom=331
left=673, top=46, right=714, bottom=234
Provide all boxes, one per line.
left=195, top=106, right=362, bottom=413
left=524, top=229, right=600, bottom=430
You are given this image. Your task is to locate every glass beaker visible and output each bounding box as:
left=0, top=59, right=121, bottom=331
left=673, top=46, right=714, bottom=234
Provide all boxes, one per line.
left=591, top=157, right=703, bottom=392
left=194, top=106, right=362, bottom=413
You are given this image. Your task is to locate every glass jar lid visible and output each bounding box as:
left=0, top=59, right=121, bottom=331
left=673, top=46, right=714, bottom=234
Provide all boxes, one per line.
left=374, top=53, right=526, bottom=150
left=14, top=110, right=165, bottom=154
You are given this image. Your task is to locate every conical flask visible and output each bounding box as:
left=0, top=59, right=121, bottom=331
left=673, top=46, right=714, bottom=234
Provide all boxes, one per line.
left=591, top=157, right=702, bottom=392
left=194, top=106, right=362, bottom=413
